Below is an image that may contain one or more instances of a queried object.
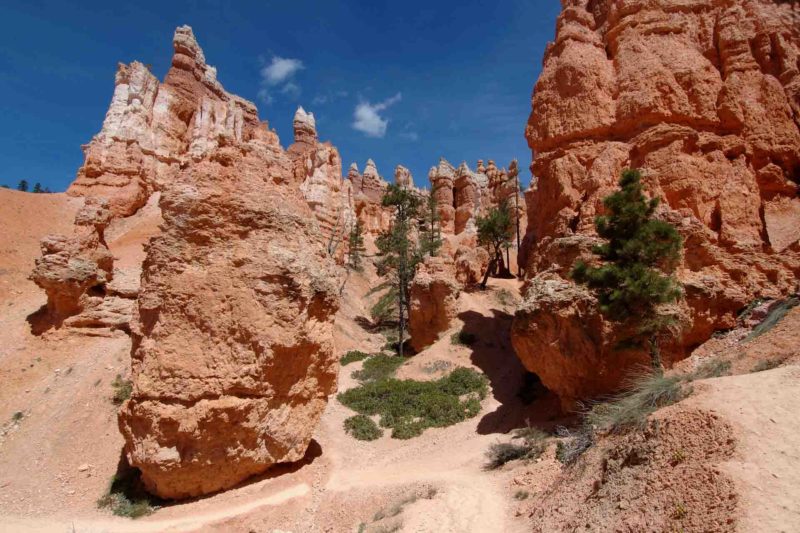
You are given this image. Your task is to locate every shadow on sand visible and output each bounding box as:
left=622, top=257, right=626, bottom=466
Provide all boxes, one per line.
left=458, top=308, right=564, bottom=435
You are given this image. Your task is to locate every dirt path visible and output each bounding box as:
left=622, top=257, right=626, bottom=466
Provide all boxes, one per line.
left=691, top=366, right=800, bottom=532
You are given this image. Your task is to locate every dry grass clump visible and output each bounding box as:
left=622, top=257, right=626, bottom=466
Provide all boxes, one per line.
left=485, top=426, right=549, bottom=469
left=111, top=374, right=132, bottom=405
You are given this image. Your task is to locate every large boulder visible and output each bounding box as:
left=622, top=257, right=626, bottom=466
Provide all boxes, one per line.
left=114, top=27, right=342, bottom=499
left=514, top=0, right=800, bottom=407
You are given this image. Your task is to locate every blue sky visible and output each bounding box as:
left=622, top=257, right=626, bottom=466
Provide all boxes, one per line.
left=0, top=0, right=560, bottom=191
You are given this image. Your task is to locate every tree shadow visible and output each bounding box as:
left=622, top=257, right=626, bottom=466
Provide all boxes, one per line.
left=458, top=308, right=564, bottom=435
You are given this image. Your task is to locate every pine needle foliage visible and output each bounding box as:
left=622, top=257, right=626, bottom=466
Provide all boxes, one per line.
left=476, top=200, right=514, bottom=288
left=572, top=169, right=683, bottom=370
left=348, top=219, right=366, bottom=271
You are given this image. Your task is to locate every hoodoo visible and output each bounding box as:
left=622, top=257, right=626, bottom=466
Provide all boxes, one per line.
left=66, top=26, right=347, bottom=499
left=513, top=0, right=800, bottom=409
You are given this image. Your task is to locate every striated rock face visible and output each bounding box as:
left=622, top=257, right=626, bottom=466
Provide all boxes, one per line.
left=429, top=159, right=457, bottom=234
left=114, top=27, right=342, bottom=499
left=514, top=0, right=800, bottom=407
left=409, top=256, right=460, bottom=352
left=68, top=26, right=266, bottom=217
left=289, top=107, right=355, bottom=255
left=29, top=197, right=133, bottom=330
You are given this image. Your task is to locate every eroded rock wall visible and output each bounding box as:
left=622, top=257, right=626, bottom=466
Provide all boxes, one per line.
left=514, top=0, right=800, bottom=408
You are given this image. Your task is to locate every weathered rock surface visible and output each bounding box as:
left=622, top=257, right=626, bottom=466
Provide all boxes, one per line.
left=68, top=26, right=265, bottom=217
left=29, top=197, right=123, bottom=328
left=514, top=0, right=800, bottom=407
left=349, top=160, right=392, bottom=234
left=409, top=256, right=460, bottom=352
left=289, top=107, right=355, bottom=256
left=114, top=27, right=342, bottom=499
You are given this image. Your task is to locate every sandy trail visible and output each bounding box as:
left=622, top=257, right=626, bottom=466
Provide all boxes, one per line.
left=0, top=484, right=310, bottom=533
left=691, top=366, right=800, bottom=532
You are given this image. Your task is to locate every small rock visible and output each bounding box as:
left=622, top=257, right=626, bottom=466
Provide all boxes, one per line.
left=77, top=464, right=90, bottom=472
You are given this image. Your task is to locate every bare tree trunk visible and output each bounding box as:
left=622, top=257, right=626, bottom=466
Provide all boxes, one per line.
left=649, top=334, right=663, bottom=375
left=481, top=255, right=498, bottom=290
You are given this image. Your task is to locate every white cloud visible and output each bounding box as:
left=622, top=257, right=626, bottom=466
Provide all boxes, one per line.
left=261, top=57, right=304, bottom=85
left=352, top=93, right=402, bottom=138
left=258, top=56, right=304, bottom=104
left=400, top=131, right=419, bottom=142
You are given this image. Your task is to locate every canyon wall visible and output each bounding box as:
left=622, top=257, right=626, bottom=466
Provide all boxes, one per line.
left=513, top=0, right=800, bottom=409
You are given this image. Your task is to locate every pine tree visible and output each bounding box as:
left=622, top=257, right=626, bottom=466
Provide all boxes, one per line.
left=572, top=169, right=683, bottom=371
left=33, top=182, right=43, bottom=193
left=17, top=180, right=28, bottom=192
left=419, top=192, right=442, bottom=258
left=476, top=200, right=514, bottom=289
left=348, top=219, right=366, bottom=271
left=373, top=184, right=422, bottom=357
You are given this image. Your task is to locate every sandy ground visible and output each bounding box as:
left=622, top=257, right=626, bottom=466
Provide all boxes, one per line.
left=1, top=188, right=799, bottom=532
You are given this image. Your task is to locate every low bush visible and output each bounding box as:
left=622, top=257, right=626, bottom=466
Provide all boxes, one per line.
left=555, top=424, right=594, bottom=465
left=691, top=358, right=731, bottom=380
left=752, top=357, right=786, bottom=373
left=11, top=411, right=24, bottom=422
left=352, top=355, right=406, bottom=382
left=486, top=425, right=549, bottom=469
left=341, top=350, right=371, bottom=366
left=97, top=465, right=158, bottom=518
left=450, top=329, right=476, bottom=346
left=747, top=296, right=799, bottom=340
left=339, top=367, right=488, bottom=440
left=111, top=374, right=132, bottom=405
left=344, top=414, right=383, bottom=441
left=514, top=490, right=530, bottom=501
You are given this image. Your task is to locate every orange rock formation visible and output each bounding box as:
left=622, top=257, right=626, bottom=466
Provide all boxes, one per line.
left=513, top=0, right=800, bottom=409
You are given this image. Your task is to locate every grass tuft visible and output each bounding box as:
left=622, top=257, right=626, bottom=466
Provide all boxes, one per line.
left=341, top=350, right=371, bottom=366
left=339, top=367, right=488, bottom=440
left=344, top=414, right=383, bottom=441
left=586, top=371, right=685, bottom=434
left=111, top=374, right=132, bottom=405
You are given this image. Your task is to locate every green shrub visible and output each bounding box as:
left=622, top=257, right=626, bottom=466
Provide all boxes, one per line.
left=352, top=355, right=406, bottom=382
left=586, top=372, right=685, bottom=434
left=339, top=367, right=488, bottom=440
left=11, top=411, right=24, bottom=422
left=342, top=350, right=371, bottom=366
left=344, top=415, right=383, bottom=441
left=97, top=466, right=158, bottom=518
left=451, top=329, right=476, bottom=346
left=111, top=374, right=132, bottom=405
left=514, top=490, right=530, bottom=501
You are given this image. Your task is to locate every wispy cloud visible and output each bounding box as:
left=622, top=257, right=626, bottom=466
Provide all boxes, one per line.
left=352, top=93, right=402, bottom=138
left=399, top=131, right=419, bottom=142
left=258, top=56, right=304, bottom=104
left=312, top=90, right=349, bottom=106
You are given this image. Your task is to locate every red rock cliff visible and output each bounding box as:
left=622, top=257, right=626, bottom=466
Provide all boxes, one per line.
left=513, top=0, right=800, bottom=408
